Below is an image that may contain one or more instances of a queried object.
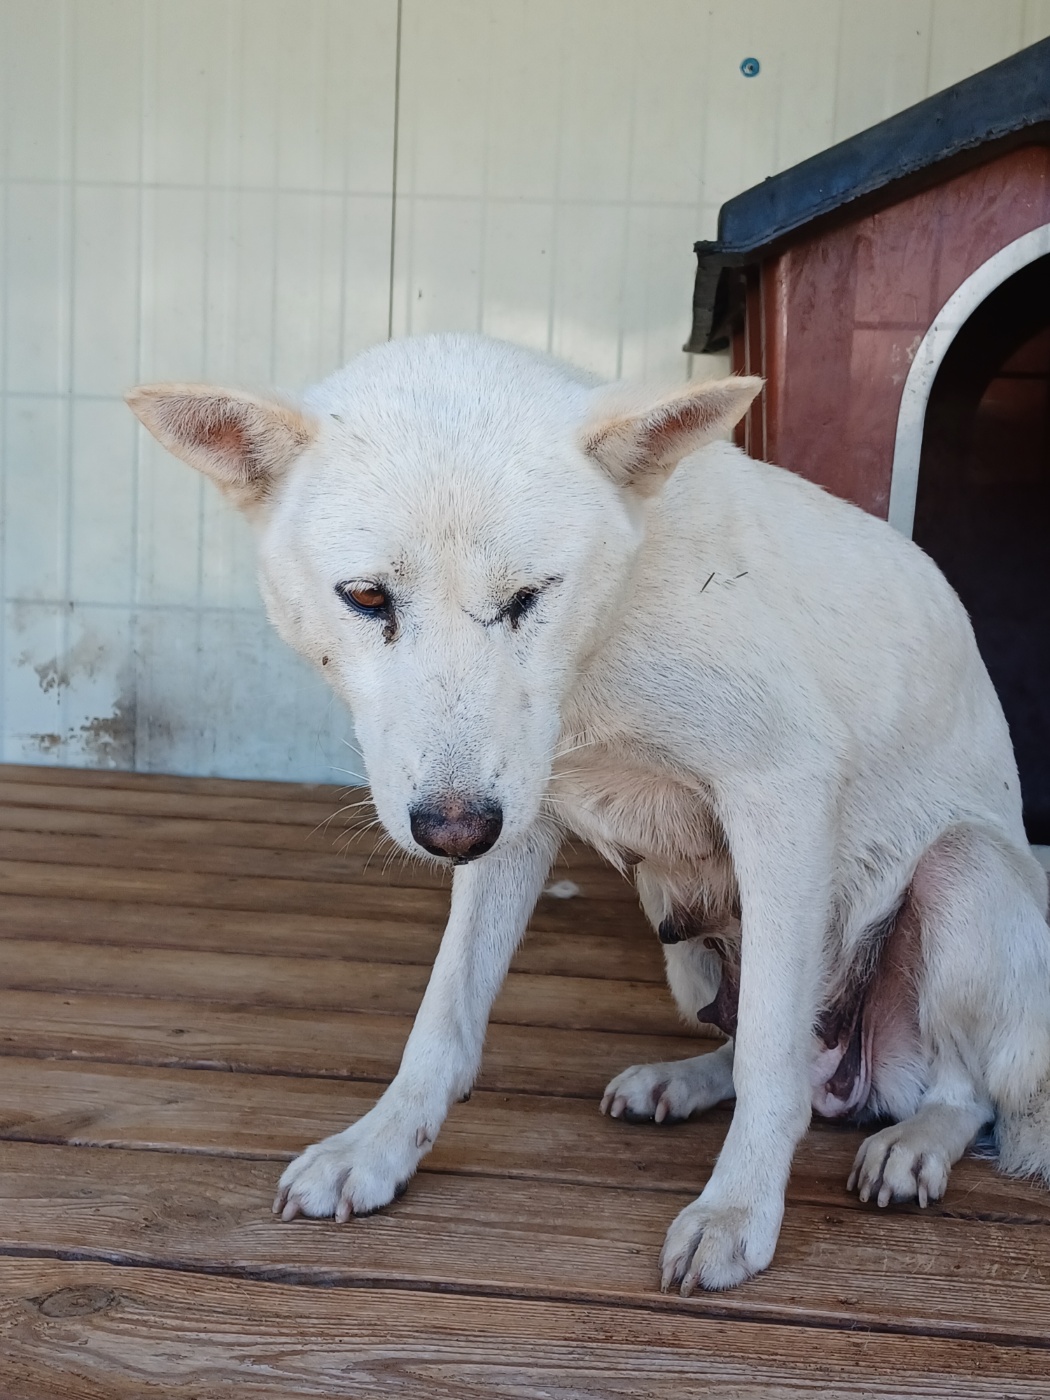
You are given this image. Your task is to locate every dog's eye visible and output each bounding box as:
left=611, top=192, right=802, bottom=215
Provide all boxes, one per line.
left=336, top=581, right=389, bottom=614
left=503, top=587, right=540, bottom=630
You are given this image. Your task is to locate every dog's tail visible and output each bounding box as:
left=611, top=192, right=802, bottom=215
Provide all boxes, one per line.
left=996, top=1078, right=1050, bottom=1187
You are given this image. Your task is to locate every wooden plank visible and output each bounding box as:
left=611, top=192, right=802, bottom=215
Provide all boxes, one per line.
left=0, top=799, right=415, bottom=856
left=2, top=1258, right=1048, bottom=1399
left=0, top=761, right=346, bottom=803
left=0, top=827, right=633, bottom=900
left=1, top=1142, right=1048, bottom=1345
left=0, top=939, right=683, bottom=1034
left=0, top=775, right=610, bottom=875
left=0, top=989, right=704, bottom=1096
left=0, top=1054, right=771, bottom=1179
left=0, top=892, right=665, bottom=982
left=0, top=793, right=612, bottom=871
left=0, top=808, right=621, bottom=886
left=2, top=1058, right=1048, bottom=1224
left=0, top=860, right=637, bottom=932
left=0, top=827, right=434, bottom=894
left=0, top=775, right=353, bottom=826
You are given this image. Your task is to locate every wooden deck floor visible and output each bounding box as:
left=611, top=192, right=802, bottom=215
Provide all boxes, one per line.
left=0, top=764, right=1048, bottom=1398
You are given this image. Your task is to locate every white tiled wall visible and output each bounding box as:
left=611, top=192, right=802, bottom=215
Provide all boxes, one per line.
left=2, top=0, right=1048, bottom=781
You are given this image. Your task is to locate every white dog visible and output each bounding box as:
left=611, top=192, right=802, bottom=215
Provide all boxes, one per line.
left=127, top=333, right=1050, bottom=1293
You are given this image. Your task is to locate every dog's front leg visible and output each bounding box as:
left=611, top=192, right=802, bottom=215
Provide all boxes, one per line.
left=274, top=820, right=560, bottom=1222
left=660, top=781, right=831, bottom=1293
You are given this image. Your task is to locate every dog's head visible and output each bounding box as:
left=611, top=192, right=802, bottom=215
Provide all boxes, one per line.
left=128, top=335, right=759, bottom=863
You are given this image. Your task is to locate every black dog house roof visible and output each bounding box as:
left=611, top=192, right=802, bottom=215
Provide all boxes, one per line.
left=689, top=35, right=1050, bottom=353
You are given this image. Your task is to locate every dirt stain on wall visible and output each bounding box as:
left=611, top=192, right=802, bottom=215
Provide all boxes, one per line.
left=19, top=634, right=138, bottom=767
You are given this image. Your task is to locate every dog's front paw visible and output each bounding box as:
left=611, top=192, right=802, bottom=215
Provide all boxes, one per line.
left=847, top=1122, right=951, bottom=1208
left=601, top=1052, right=732, bottom=1124
left=659, top=1194, right=782, bottom=1293
left=273, top=1113, right=420, bottom=1223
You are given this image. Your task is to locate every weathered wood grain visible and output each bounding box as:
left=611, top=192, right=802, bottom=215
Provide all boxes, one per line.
left=0, top=762, right=346, bottom=802
left=1, top=1142, right=1048, bottom=1343
left=0, top=892, right=664, bottom=981
left=0, top=772, right=607, bottom=873
left=4, top=762, right=1049, bottom=1399
left=0, top=860, right=638, bottom=933
left=2, top=1258, right=1048, bottom=1399
left=0, top=795, right=611, bottom=873
left=0, top=827, right=636, bottom=902
left=2, top=1057, right=1048, bottom=1225
left=0, top=989, right=703, bottom=1095
left=0, top=939, right=683, bottom=1034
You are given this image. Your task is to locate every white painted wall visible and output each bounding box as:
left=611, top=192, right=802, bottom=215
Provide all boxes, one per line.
left=2, top=0, right=1049, bottom=781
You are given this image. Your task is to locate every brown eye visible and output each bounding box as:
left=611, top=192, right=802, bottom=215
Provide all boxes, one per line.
left=336, top=581, right=389, bottom=614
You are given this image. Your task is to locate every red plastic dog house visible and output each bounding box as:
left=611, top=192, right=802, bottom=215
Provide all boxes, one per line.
left=688, top=37, right=1050, bottom=839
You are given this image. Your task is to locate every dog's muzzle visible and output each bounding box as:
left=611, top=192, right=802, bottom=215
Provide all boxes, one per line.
left=409, top=796, right=503, bottom=862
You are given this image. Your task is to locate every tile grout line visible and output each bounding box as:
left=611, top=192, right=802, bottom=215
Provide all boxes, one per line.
left=385, top=0, right=403, bottom=342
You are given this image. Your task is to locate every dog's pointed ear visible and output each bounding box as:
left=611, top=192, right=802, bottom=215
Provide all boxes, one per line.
left=125, top=383, right=317, bottom=508
left=580, top=376, right=763, bottom=496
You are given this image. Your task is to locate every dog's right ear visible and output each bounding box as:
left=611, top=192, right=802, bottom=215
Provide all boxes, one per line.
left=125, top=384, right=317, bottom=509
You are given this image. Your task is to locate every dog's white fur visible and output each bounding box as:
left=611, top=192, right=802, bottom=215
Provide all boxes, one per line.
left=127, top=333, right=1050, bottom=1293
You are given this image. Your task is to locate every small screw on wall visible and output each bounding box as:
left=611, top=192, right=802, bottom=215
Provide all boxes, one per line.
left=740, top=57, right=760, bottom=77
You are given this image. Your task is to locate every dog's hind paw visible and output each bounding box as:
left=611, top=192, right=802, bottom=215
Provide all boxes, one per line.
left=601, top=1052, right=733, bottom=1124
left=847, top=1121, right=952, bottom=1208
left=273, top=1113, right=420, bottom=1223
left=659, top=1196, right=781, bottom=1294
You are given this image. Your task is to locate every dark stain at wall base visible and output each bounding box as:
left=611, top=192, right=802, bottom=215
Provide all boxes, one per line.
left=78, top=698, right=137, bottom=767
left=27, top=733, right=65, bottom=754
left=26, top=697, right=138, bottom=769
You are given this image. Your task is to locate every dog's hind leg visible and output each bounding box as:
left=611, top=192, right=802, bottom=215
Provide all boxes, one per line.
left=602, top=937, right=736, bottom=1122
left=850, top=826, right=1050, bottom=1207
left=602, top=1038, right=735, bottom=1123
left=849, top=1098, right=991, bottom=1207
left=602, top=867, right=738, bottom=1124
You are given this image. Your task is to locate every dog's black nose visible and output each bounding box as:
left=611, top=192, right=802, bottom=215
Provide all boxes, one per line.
left=409, top=797, right=503, bottom=862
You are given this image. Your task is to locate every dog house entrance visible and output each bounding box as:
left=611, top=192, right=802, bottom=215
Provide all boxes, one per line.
left=913, top=254, right=1050, bottom=841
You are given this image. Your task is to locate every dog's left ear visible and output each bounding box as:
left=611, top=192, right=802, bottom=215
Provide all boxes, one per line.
left=581, top=376, right=763, bottom=496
